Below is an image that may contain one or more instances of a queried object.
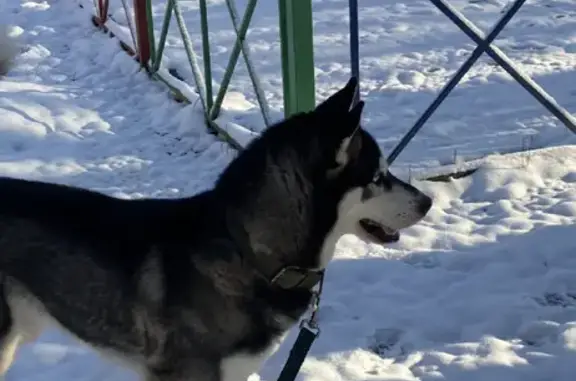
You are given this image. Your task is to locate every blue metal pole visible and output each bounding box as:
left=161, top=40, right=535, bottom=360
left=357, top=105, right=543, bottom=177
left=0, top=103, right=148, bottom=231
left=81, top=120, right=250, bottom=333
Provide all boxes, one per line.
left=348, top=0, right=360, bottom=106
left=387, top=0, right=526, bottom=164
left=431, top=0, right=576, bottom=135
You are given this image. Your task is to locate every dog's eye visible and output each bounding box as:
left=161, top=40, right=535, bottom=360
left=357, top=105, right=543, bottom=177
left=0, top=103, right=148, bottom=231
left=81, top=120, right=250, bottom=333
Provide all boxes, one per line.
left=373, top=171, right=392, bottom=189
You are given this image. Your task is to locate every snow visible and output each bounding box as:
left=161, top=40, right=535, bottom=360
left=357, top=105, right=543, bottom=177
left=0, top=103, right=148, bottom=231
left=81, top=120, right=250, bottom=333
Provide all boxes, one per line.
left=0, top=0, right=575, bottom=380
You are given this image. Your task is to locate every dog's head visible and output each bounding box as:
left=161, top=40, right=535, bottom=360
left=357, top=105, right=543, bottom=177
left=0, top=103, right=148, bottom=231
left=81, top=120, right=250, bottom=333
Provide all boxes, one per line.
left=218, top=77, right=432, bottom=271
left=309, top=78, right=432, bottom=263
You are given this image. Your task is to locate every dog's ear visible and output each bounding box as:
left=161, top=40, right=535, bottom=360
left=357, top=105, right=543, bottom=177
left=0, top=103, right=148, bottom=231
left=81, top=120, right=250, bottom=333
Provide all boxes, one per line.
left=332, top=101, right=364, bottom=172
left=333, top=99, right=363, bottom=139
left=315, top=77, right=358, bottom=115
left=344, top=100, right=364, bottom=136
left=328, top=133, right=362, bottom=178
left=335, top=133, right=362, bottom=165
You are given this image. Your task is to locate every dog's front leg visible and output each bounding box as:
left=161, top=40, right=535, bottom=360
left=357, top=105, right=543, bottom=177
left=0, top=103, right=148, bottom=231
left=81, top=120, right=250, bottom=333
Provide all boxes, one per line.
left=146, top=357, right=220, bottom=381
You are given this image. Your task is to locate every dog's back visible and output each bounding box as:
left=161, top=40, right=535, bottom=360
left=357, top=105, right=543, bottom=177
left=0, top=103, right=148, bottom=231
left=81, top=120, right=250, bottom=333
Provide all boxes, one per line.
left=0, top=178, right=153, bottom=345
left=0, top=177, right=220, bottom=376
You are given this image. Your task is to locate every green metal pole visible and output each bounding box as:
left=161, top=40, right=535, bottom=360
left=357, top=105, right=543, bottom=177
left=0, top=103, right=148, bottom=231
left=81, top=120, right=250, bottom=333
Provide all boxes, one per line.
left=152, top=0, right=173, bottom=73
left=226, top=0, right=271, bottom=126
left=172, top=0, right=208, bottom=113
left=145, top=0, right=156, bottom=67
left=278, top=0, right=316, bottom=117
left=209, top=0, right=258, bottom=121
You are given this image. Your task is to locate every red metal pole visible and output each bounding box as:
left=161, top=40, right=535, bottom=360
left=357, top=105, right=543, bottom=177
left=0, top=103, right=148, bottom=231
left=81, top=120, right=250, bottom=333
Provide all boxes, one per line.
left=133, top=0, right=151, bottom=70
left=96, top=0, right=109, bottom=25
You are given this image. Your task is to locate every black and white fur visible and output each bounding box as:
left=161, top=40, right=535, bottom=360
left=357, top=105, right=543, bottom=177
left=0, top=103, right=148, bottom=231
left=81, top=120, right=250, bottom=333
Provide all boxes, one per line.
left=0, top=77, right=432, bottom=381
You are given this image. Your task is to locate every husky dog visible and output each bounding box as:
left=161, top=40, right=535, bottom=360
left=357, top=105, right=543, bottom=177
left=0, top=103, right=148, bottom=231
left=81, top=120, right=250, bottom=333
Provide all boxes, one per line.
left=0, top=77, right=432, bottom=381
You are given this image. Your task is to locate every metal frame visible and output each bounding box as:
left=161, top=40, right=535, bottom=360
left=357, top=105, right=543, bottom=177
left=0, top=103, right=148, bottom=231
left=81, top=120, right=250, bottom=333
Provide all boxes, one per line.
left=90, top=0, right=317, bottom=148
left=89, top=0, right=576, bottom=165
left=383, top=0, right=576, bottom=164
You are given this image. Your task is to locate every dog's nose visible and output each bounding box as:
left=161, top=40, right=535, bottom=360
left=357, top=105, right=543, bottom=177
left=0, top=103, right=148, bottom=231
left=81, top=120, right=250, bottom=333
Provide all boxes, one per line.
left=417, top=195, right=432, bottom=215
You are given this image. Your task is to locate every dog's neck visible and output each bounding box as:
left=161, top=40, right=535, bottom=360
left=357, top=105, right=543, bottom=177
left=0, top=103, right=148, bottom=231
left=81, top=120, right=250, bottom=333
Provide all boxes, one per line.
left=225, top=211, right=323, bottom=290
left=215, top=142, right=348, bottom=281
left=218, top=159, right=330, bottom=289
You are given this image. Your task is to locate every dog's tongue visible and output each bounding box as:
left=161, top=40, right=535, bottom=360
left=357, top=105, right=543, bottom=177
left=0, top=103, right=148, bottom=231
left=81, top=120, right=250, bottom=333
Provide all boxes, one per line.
left=374, top=229, right=399, bottom=243
left=359, top=219, right=399, bottom=243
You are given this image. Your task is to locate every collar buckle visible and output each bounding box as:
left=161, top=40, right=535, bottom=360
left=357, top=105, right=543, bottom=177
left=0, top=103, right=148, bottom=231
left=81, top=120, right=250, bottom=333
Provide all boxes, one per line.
left=270, top=266, right=324, bottom=290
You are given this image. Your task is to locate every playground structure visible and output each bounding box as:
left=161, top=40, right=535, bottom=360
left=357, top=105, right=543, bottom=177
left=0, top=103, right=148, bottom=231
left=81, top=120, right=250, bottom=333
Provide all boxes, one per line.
left=86, top=0, right=576, bottom=166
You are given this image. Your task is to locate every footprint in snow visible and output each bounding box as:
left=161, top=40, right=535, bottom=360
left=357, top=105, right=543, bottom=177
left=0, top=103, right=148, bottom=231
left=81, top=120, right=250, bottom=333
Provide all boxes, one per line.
left=368, top=328, right=407, bottom=357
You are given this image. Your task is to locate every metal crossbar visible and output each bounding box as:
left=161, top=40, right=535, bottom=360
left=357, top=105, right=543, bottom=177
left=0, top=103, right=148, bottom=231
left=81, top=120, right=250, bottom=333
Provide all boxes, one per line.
left=209, top=0, right=259, bottom=120
left=374, top=0, right=576, bottom=164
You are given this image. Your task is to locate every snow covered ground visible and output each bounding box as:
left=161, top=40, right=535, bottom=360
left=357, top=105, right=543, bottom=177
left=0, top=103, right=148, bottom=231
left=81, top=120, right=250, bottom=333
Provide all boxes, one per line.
left=0, top=0, right=575, bottom=380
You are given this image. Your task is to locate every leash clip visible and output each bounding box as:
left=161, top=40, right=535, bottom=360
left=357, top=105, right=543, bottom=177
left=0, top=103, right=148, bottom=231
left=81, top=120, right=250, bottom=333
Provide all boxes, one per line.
left=301, top=287, right=321, bottom=336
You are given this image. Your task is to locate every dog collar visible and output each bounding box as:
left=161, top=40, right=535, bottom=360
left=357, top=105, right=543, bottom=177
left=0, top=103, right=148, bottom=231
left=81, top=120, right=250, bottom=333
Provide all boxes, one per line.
left=226, top=216, right=323, bottom=290
left=269, top=266, right=324, bottom=290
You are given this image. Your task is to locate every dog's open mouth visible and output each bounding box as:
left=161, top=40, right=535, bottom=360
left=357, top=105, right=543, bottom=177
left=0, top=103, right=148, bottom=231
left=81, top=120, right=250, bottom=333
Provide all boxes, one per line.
left=359, top=219, right=400, bottom=243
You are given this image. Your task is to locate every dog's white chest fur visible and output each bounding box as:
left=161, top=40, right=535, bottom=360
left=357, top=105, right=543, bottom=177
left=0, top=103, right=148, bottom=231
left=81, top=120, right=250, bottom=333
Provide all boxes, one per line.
left=220, top=333, right=286, bottom=381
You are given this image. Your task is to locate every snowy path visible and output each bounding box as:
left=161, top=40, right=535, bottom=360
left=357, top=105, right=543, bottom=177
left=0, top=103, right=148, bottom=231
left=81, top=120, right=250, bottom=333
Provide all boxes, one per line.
left=1, top=0, right=576, bottom=380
